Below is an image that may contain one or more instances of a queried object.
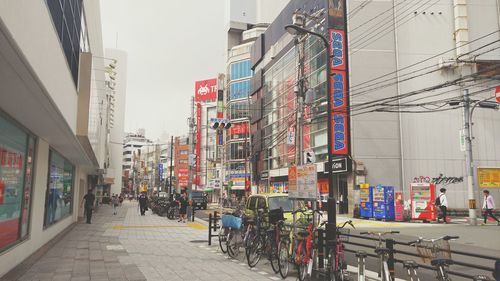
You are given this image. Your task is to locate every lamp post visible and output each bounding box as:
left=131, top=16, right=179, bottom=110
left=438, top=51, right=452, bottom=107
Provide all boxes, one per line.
left=285, top=18, right=338, bottom=262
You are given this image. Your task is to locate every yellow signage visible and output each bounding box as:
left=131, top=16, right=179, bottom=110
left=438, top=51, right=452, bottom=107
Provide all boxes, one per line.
left=477, top=168, right=500, bottom=188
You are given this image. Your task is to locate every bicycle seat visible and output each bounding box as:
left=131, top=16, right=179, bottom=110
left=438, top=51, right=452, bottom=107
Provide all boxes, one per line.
left=431, top=259, right=453, bottom=267
left=403, top=260, right=419, bottom=269
left=355, top=251, right=367, bottom=258
left=296, top=230, right=309, bottom=238
left=374, top=248, right=392, bottom=255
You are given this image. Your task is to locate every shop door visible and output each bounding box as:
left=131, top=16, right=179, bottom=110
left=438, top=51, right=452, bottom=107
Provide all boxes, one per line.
left=338, top=175, right=348, bottom=214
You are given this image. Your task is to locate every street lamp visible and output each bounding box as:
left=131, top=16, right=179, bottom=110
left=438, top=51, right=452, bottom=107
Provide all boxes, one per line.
left=285, top=15, right=339, bottom=265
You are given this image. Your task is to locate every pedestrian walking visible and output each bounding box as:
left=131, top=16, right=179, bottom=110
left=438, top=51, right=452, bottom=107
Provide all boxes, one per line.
left=138, top=192, right=148, bottom=216
left=482, top=190, right=500, bottom=226
left=436, top=188, right=448, bottom=224
left=178, top=192, right=188, bottom=223
left=81, top=189, right=95, bottom=224
left=111, top=194, right=119, bottom=215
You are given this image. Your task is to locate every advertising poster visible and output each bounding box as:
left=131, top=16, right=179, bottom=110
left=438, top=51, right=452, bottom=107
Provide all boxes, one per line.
left=477, top=167, right=500, bottom=188
left=288, top=166, right=297, bottom=197
left=290, top=164, right=318, bottom=200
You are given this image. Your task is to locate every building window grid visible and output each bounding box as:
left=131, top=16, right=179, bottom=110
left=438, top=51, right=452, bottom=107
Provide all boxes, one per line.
left=260, top=36, right=329, bottom=170
left=45, top=0, right=84, bottom=86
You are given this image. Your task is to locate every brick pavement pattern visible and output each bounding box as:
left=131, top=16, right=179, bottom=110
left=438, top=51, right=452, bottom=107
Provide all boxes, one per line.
left=11, top=201, right=283, bottom=281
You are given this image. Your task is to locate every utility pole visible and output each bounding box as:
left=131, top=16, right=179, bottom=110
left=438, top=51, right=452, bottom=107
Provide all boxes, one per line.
left=187, top=96, right=195, bottom=198
left=463, top=89, right=477, bottom=225
left=169, top=135, right=174, bottom=198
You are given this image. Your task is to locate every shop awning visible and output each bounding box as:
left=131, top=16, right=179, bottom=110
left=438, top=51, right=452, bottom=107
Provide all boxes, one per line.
left=202, top=188, right=214, bottom=192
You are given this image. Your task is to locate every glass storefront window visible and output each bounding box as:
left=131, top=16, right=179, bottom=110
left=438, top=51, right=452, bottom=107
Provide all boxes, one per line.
left=44, top=150, right=74, bottom=227
left=0, top=114, right=35, bottom=251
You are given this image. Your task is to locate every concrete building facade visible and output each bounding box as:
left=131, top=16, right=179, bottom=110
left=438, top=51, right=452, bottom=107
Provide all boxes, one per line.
left=0, top=0, right=112, bottom=276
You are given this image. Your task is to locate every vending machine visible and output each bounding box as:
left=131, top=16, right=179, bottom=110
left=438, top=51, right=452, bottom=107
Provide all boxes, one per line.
left=359, top=184, right=373, bottom=218
left=373, top=185, right=395, bottom=220
left=395, top=192, right=404, bottom=221
left=410, top=182, right=436, bottom=221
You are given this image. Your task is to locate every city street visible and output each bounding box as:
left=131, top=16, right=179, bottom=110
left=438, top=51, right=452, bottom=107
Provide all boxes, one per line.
left=5, top=202, right=499, bottom=281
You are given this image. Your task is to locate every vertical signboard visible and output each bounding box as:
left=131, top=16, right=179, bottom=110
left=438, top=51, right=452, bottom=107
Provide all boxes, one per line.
left=328, top=0, right=350, bottom=156
left=195, top=102, right=202, bottom=186
left=288, top=166, right=297, bottom=197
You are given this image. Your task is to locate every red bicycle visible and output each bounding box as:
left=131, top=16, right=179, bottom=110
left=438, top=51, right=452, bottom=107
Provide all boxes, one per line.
left=291, top=208, right=322, bottom=281
left=325, top=220, right=355, bottom=281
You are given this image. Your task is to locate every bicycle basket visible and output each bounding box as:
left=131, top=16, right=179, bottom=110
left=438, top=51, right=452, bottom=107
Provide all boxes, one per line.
left=338, top=228, right=350, bottom=243
left=269, top=208, right=284, bottom=225
left=221, top=214, right=242, bottom=230
left=415, top=240, right=451, bottom=264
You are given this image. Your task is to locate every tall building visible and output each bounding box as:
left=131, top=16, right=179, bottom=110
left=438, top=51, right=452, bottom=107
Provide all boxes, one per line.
left=104, top=49, right=127, bottom=196
left=122, top=130, right=152, bottom=194
left=222, top=0, right=292, bottom=198
left=0, top=0, right=111, bottom=275
left=249, top=0, right=500, bottom=212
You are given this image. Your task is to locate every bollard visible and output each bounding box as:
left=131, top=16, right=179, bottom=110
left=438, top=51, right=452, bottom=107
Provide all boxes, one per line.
left=213, top=211, right=219, bottom=232
left=208, top=213, right=212, bottom=246
left=192, top=206, right=195, bottom=222
left=386, top=238, right=395, bottom=278
left=317, top=228, right=325, bottom=269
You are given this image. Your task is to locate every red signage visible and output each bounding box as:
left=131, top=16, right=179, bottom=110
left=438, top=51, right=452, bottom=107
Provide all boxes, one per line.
left=495, top=86, right=500, bottom=103
left=229, top=122, right=248, bottom=135
left=329, top=29, right=349, bottom=155
left=195, top=78, right=217, bottom=102
left=195, top=103, right=202, bottom=186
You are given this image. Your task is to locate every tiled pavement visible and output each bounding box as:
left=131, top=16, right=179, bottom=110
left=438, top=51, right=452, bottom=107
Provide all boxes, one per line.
left=8, top=201, right=294, bottom=281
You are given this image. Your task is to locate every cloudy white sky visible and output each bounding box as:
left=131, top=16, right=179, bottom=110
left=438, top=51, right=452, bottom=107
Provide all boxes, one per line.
left=100, top=0, right=226, bottom=140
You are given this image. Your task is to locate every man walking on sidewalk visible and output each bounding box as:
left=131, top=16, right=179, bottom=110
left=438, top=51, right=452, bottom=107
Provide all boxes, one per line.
left=81, top=189, right=95, bottom=224
left=138, top=192, right=148, bottom=216
left=482, top=190, right=500, bottom=226
left=437, top=188, right=448, bottom=224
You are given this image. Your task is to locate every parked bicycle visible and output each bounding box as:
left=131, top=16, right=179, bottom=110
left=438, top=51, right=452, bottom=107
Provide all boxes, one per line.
left=360, top=231, right=400, bottom=281
left=409, top=235, right=459, bottom=281
left=245, top=208, right=280, bottom=272
left=290, top=208, right=323, bottom=281
left=325, top=220, right=355, bottom=281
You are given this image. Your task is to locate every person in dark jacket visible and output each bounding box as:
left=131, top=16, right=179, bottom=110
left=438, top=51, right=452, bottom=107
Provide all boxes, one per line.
left=138, top=192, right=148, bottom=216
left=81, top=190, right=95, bottom=224
left=178, top=192, right=189, bottom=223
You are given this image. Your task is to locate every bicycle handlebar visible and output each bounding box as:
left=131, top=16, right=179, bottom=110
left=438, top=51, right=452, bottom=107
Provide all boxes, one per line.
left=360, top=231, right=400, bottom=236
left=407, top=235, right=460, bottom=245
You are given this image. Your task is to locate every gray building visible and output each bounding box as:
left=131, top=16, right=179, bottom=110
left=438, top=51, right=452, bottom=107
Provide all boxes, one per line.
left=250, top=0, right=500, bottom=211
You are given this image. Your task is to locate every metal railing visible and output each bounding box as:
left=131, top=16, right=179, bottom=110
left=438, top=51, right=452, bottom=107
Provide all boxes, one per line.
left=314, top=230, right=499, bottom=280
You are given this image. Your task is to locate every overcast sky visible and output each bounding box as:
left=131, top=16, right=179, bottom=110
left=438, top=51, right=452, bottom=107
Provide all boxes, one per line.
left=100, top=0, right=226, bottom=141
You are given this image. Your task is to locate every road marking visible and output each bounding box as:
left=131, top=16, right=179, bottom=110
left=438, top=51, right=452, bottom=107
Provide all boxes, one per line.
left=111, top=222, right=207, bottom=230
left=258, top=271, right=268, bottom=275
left=106, top=245, right=124, bottom=251
left=269, top=277, right=281, bottom=281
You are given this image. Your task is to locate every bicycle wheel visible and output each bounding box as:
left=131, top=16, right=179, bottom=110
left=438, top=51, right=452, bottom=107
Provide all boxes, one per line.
left=327, top=249, right=338, bottom=281
left=218, top=226, right=228, bottom=253
left=246, top=234, right=263, bottom=268
left=270, top=238, right=279, bottom=273
left=297, top=242, right=308, bottom=281
left=278, top=239, right=290, bottom=279
left=227, top=229, right=240, bottom=258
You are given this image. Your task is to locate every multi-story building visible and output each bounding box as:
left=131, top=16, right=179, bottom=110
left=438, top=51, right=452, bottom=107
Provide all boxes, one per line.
left=0, top=0, right=112, bottom=275
left=223, top=0, right=291, bottom=198
left=122, top=130, right=152, bottom=194
left=104, top=49, right=127, bottom=196
left=174, top=136, right=190, bottom=193
left=250, top=0, right=500, bottom=212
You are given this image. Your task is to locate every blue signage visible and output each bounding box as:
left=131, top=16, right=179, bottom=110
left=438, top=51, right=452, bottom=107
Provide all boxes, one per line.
left=158, top=163, right=164, bottom=181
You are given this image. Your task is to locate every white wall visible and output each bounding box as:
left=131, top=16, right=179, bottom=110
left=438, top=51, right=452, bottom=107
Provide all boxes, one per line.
left=0, top=0, right=78, bottom=133
left=105, top=49, right=128, bottom=195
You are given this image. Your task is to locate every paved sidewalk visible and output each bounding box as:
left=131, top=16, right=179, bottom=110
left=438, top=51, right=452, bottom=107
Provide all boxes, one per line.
left=8, top=202, right=282, bottom=281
